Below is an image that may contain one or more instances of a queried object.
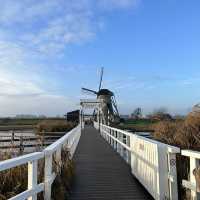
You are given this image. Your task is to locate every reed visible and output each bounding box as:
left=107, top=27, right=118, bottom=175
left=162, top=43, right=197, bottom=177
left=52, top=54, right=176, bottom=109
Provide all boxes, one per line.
left=0, top=148, right=74, bottom=200
left=36, top=120, right=77, bottom=134
left=153, top=112, right=200, bottom=199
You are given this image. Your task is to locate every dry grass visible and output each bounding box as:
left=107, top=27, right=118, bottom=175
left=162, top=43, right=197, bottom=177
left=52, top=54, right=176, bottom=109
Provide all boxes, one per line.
left=36, top=120, right=76, bottom=134
left=0, top=152, right=29, bottom=199
left=0, top=148, right=74, bottom=200
left=153, top=113, right=200, bottom=150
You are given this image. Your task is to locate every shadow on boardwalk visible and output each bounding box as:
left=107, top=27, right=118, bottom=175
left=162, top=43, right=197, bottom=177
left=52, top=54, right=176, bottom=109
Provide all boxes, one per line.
left=69, top=125, right=153, bottom=200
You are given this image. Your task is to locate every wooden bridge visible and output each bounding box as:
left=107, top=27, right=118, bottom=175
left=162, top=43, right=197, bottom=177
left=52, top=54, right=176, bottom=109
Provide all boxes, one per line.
left=0, top=122, right=200, bottom=200
left=69, top=125, right=152, bottom=200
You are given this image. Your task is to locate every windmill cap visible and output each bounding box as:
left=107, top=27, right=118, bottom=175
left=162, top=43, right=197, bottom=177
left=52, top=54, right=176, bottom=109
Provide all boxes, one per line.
left=97, top=89, right=113, bottom=96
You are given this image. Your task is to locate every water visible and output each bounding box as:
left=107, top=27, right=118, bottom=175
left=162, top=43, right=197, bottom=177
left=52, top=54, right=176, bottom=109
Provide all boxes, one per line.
left=0, top=129, right=42, bottom=154
left=0, top=129, right=35, bottom=138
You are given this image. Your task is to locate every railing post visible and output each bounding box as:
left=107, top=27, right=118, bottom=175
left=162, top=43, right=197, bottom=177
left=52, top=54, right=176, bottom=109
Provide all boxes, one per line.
left=120, top=133, right=123, bottom=157
left=28, top=160, right=38, bottom=200
left=56, top=148, right=62, bottom=174
left=190, top=157, right=200, bottom=200
left=44, top=153, right=53, bottom=200
left=168, top=152, right=178, bottom=200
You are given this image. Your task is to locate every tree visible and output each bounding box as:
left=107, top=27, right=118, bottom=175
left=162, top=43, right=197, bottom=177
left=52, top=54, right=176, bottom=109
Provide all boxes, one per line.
left=153, top=107, right=168, bottom=115
left=131, top=108, right=142, bottom=119
left=148, top=107, right=173, bottom=121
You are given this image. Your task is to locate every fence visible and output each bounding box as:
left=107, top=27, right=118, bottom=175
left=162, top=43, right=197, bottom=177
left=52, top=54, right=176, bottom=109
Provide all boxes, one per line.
left=94, top=122, right=180, bottom=200
left=182, top=150, right=200, bottom=200
left=0, top=135, right=62, bottom=151
left=0, top=124, right=81, bottom=200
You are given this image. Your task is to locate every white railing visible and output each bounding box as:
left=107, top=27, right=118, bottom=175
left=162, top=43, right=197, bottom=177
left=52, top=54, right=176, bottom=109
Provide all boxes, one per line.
left=0, top=124, right=81, bottom=200
left=99, top=123, right=132, bottom=164
left=94, top=123, right=180, bottom=200
left=182, top=150, right=200, bottom=200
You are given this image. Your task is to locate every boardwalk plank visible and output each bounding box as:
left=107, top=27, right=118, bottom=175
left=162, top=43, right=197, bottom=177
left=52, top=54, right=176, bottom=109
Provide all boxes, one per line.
left=69, top=125, right=153, bottom=200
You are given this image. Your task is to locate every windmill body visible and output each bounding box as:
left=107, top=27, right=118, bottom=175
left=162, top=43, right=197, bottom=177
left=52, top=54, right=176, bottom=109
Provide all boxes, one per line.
left=97, top=89, right=114, bottom=124
left=81, top=68, right=120, bottom=125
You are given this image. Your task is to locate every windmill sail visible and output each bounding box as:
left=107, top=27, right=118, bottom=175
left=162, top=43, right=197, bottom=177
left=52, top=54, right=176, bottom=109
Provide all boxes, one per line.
left=81, top=88, right=98, bottom=96
left=98, top=67, right=104, bottom=91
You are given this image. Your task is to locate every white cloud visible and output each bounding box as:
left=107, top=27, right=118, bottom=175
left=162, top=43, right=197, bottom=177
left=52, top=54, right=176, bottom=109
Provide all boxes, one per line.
left=0, top=0, right=141, bottom=116
left=0, top=68, right=43, bottom=97
left=0, top=0, right=140, bottom=55
left=0, top=0, right=96, bottom=55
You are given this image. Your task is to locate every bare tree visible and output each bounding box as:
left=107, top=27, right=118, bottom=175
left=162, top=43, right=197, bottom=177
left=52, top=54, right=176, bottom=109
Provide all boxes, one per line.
left=131, top=108, right=142, bottom=119
left=153, top=107, right=168, bottom=115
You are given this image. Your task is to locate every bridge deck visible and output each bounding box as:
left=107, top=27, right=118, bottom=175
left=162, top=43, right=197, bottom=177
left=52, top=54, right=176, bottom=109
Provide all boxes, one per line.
left=69, top=125, right=153, bottom=200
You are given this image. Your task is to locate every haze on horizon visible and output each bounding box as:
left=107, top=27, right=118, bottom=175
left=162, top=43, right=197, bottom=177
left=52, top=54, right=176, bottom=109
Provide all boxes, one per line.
left=0, top=0, right=199, bottom=117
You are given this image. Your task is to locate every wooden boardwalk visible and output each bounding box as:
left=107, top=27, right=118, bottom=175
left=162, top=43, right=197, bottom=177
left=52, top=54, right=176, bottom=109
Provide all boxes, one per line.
left=69, top=125, right=153, bottom=200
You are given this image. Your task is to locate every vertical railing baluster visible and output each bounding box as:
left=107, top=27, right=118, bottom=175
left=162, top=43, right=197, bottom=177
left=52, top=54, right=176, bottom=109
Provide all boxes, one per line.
left=28, top=160, right=38, bottom=200
left=168, top=152, right=178, bottom=200
left=44, top=153, right=53, bottom=200
left=56, top=148, right=62, bottom=174
left=189, top=157, right=200, bottom=200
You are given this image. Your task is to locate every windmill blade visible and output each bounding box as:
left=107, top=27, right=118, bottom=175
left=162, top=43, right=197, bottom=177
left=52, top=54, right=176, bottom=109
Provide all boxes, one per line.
left=81, top=88, right=98, bottom=96
left=112, top=96, right=119, bottom=116
left=98, top=67, right=104, bottom=91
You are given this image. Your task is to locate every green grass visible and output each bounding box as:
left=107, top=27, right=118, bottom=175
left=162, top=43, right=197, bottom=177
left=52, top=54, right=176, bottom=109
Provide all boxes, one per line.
left=124, top=119, right=155, bottom=125
left=0, top=118, right=68, bottom=131
left=117, top=119, right=156, bottom=132
left=0, top=118, right=66, bottom=126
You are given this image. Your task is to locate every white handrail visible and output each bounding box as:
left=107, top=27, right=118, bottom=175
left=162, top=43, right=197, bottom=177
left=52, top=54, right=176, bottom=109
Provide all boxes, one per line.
left=0, top=152, right=44, bottom=171
left=94, top=122, right=180, bottom=200
left=97, top=123, right=133, bottom=164
left=0, top=124, right=81, bottom=200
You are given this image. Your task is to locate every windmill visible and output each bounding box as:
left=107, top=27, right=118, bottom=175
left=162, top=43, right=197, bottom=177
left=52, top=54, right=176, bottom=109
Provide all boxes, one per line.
left=82, top=67, right=120, bottom=125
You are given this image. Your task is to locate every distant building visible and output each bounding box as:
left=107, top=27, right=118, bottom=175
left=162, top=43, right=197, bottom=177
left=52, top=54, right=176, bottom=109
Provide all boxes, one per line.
left=65, top=110, right=80, bottom=122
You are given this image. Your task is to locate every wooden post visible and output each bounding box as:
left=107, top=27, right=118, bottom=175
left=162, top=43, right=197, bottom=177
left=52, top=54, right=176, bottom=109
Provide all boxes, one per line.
left=41, top=135, right=44, bottom=148
left=11, top=131, right=14, bottom=145
left=20, top=136, right=24, bottom=154
left=28, top=160, right=38, bottom=200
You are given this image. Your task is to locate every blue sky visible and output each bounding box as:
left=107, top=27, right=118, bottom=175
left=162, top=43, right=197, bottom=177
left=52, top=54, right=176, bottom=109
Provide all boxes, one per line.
left=0, top=0, right=200, bottom=116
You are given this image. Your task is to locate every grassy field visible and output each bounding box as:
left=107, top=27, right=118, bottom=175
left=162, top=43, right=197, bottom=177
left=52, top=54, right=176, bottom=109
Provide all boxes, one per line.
left=0, top=118, right=67, bottom=131
left=0, top=118, right=66, bottom=126
left=117, top=119, right=156, bottom=132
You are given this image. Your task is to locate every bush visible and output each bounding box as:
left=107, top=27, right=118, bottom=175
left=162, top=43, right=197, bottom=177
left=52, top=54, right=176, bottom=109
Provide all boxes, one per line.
left=153, top=116, right=200, bottom=150
left=153, top=121, right=180, bottom=145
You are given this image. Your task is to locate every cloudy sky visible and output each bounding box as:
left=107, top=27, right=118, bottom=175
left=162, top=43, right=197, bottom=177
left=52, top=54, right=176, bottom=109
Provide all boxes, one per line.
left=0, top=0, right=200, bottom=116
